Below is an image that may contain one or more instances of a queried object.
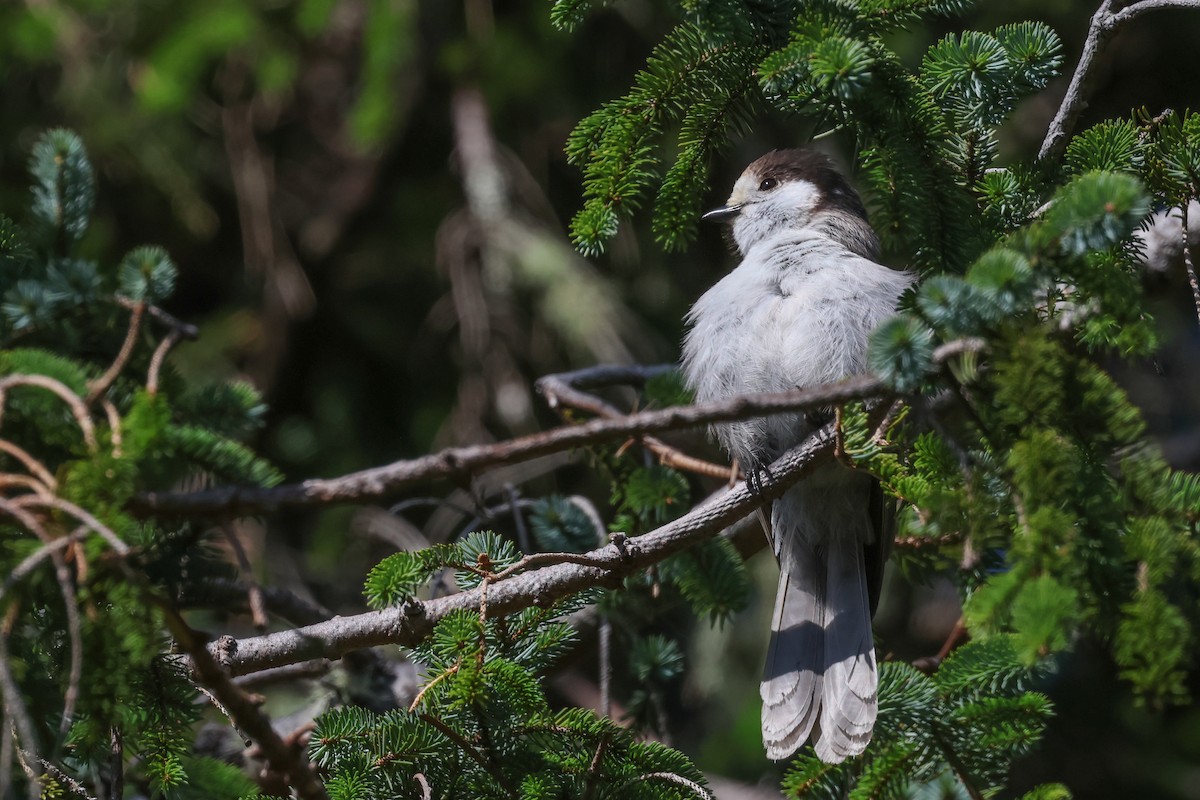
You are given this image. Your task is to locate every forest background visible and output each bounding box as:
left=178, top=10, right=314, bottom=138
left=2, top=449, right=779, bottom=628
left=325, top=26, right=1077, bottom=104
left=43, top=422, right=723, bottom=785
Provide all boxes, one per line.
left=3, top=0, right=1200, bottom=797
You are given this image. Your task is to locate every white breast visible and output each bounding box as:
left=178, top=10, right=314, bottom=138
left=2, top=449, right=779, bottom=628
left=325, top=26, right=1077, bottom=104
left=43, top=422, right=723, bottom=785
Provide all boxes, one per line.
left=681, top=230, right=912, bottom=467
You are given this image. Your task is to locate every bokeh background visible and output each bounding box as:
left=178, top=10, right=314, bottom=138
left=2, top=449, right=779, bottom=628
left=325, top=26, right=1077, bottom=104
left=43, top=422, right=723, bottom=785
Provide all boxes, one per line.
left=3, top=1, right=1200, bottom=796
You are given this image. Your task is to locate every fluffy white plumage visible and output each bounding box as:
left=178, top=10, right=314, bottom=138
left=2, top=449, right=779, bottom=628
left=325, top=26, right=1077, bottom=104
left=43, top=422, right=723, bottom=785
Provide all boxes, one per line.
left=681, top=149, right=914, bottom=763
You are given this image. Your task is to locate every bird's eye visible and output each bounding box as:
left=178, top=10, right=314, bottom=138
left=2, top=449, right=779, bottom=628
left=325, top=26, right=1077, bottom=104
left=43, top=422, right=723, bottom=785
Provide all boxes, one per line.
left=758, top=177, right=778, bottom=191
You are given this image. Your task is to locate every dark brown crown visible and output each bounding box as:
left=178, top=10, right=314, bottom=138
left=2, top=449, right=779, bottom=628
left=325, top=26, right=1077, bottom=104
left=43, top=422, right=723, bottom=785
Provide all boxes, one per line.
left=746, top=149, right=870, bottom=222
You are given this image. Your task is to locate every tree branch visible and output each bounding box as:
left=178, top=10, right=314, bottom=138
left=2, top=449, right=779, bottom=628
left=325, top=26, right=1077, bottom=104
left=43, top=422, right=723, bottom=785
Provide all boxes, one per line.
left=1039, top=0, right=1200, bottom=161
left=207, top=418, right=850, bottom=676
left=165, top=614, right=328, bottom=800
left=136, top=373, right=885, bottom=517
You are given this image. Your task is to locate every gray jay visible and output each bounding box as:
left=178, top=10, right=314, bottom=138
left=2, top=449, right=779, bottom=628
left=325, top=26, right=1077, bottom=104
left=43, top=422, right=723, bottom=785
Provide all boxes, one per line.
left=681, top=149, right=913, bottom=763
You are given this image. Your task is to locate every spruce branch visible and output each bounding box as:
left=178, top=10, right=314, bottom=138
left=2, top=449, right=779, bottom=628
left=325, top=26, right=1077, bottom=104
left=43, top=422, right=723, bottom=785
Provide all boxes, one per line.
left=136, top=371, right=887, bottom=517
left=209, top=417, right=853, bottom=677
left=0, top=500, right=83, bottom=758
left=163, top=612, right=329, bottom=800
left=538, top=364, right=735, bottom=481
left=1039, top=0, right=1200, bottom=161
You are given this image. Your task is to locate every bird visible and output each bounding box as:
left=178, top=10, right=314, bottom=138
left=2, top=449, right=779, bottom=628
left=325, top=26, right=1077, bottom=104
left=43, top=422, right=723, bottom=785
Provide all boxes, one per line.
left=680, top=149, right=914, bottom=763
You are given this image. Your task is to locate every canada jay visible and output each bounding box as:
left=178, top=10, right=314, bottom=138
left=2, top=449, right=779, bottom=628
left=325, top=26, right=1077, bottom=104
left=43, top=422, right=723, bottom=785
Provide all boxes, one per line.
left=681, top=149, right=913, bottom=762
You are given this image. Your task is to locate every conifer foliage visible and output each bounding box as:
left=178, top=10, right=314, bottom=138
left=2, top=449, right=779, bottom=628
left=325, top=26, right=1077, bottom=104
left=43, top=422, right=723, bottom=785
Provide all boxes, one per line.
left=558, top=0, right=1200, bottom=796
left=0, top=130, right=277, bottom=798
left=4, top=0, right=1200, bottom=797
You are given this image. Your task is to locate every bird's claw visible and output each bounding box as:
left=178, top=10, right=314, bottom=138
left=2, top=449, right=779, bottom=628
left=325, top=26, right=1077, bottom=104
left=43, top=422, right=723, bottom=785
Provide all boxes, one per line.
left=744, top=463, right=773, bottom=497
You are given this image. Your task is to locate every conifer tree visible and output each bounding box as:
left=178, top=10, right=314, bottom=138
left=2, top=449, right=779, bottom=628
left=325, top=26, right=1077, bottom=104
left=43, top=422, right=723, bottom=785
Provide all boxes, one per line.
left=2, top=0, right=1200, bottom=797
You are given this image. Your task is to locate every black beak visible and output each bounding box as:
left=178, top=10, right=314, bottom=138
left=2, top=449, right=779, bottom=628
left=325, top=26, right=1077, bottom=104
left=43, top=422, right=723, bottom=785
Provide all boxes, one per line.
left=701, top=204, right=742, bottom=223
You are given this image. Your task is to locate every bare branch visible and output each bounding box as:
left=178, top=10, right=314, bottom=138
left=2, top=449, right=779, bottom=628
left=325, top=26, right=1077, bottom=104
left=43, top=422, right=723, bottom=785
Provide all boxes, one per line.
left=627, top=772, right=714, bottom=799
left=136, top=372, right=885, bottom=517
left=0, top=440, right=57, bottom=491
left=0, top=501, right=83, bottom=758
left=12, top=496, right=130, bottom=556
left=99, top=400, right=122, bottom=458
left=207, top=419, right=850, bottom=676
left=231, top=660, right=332, bottom=690
left=146, top=329, right=182, bottom=396
left=87, top=301, right=144, bottom=405
left=165, top=614, right=328, bottom=800
left=0, top=376, right=97, bottom=452
left=538, top=364, right=733, bottom=481
left=114, top=297, right=199, bottom=340
left=1109, top=0, right=1200, bottom=24
left=1182, top=201, right=1200, bottom=327
left=0, top=639, right=41, bottom=797
left=221, top=525, right=268, bottom=630
left=1040, top=0, right=1200, bottom=161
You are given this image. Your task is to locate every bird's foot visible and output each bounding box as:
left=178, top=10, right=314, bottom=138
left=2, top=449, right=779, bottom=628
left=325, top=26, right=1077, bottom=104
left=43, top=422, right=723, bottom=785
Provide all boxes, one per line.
left=744, top=463, right=773, bottom=497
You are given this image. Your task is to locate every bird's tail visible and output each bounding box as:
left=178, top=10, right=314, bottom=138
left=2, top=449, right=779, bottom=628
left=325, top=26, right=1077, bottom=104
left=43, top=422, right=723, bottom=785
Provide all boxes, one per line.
left=760, top=488, right=879, bottom=763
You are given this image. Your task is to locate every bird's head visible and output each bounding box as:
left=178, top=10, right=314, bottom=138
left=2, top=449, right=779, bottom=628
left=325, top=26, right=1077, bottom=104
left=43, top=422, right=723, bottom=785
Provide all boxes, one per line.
left=703, top=149, right=880, bottom=260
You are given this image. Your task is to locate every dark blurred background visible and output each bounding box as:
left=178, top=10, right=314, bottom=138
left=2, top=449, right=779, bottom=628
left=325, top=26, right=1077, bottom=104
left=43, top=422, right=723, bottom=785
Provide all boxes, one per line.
left=2, top=1, right=1200, bottom=796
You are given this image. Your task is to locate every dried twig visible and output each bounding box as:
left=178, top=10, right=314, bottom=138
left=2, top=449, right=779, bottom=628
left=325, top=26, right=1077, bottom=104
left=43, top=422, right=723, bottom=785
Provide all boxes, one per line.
left=164, top=611, right=328, bottom=800
left=1182, top=201, right=1200, bottom=326
left=0, top=440, right=57, bottom=491
left=138, top=372, right=887, bottom=517
left=12, top=496, right=130, bottom=556
left=140, top=341, right=981, bottom=518
left=221, top=525, right=268, bottom=629
left=99, top=400, right=122, bottom=458
left=114, top=297, right=199, bottom=340
left=0, top=501, right=83, bottom=757
left=206, top=416, right=858, bottom=676
left=626, top=772, right=714, bottom=799
left=537, top=364, right=734, bottom=481
left=1039, top=0, right=1200, bottom=161
left=147, top=329, right=182, bottom=396
left=0, top=376, right=97, bottom=452
left=86, top=301, right=144, bottom=405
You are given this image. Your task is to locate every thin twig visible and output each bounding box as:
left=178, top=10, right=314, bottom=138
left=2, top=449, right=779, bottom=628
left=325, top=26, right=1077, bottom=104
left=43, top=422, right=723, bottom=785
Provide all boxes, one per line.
left=22, top=753, right=96, bottom=800
left=206, top=415, right=863, bottom=676
left=408, top=664, right=460, bottom=712
left=138, top=372, right=887, bottom=516
left=1039, top=0, right=1200, bottom=161
left=221, top=525, right=268, bottom=629
left=87, top=301, right=144, bottom=404
left=0, top=500, right=81, bottom=762
left=99, top=400, right=122, bottom=458
left=147, top=329, right=182, bottom=396
left=0, top=375, right=97, bottom=452
left=505, top=484, right=531, bottom=553
left=9, top=740, right=39, bottom=800
left=108, top=727, right=122, bottom=800
left=0, top=474, right=55, bottom=499
left=1110, top=0, right=1200, bottom=25
left=416, top=712, right=502, bottom=783
left=194, top=686, right=252, bottom=745
left=626, top=772, right=714, bottom=799
left=1181, top=201, right=1200, bottom=326
left=114, top=297, right=199, bottom=340
left=230, top=660, right=332, bottom=690
left=0, top=637, right=41, bottom=797
left=12, top=496, right=130, bottom=556
left=537, top=364, right=734, bottom=480
left=0, top=440, right=57, bottom=490
left=164, top=610, right=328, bottom=800
left=140, top=341, right=981, bottom=518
